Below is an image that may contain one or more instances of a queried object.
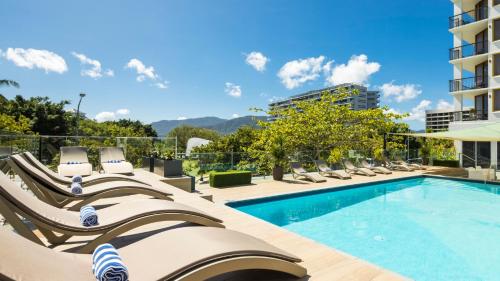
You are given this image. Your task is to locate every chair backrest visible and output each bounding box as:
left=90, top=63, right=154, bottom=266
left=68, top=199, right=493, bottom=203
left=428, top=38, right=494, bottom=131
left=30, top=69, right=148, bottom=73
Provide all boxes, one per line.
left=342, top=159, right=356, bottom=169
left=314, top=160, right=330, bottom=172
left=60, top=146, right=89, bottom=164
left=23, top=152, right=64, bottom=180
left=0, top=228, right=92, bottom=281
left=99, top=147, right=126, bottom=163
left=360, top=159, right=371, bottom=168
left=290, top=162, right=307, bottom=174
left=10, top=154, right=67, bottom=191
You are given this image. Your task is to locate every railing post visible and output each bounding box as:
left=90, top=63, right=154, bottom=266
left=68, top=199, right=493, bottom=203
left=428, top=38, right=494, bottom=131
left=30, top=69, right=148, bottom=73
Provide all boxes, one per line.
left=38, top=136, right=42, bottom=161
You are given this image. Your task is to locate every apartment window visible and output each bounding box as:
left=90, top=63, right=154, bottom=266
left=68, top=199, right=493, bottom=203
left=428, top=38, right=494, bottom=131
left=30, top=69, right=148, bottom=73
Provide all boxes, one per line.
left=494, top=89, right=500, bottom=111
left=495, top=19, right=500, bottom=41
left=494, top=54, right=500, bottom=76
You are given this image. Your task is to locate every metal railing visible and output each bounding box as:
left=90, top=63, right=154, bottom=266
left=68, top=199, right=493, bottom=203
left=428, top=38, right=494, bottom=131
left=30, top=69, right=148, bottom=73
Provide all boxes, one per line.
left=449, top=41, right=488, bottom=60
left=449, top=76, right=488, bottom=92
left=459, top=152, right=477, bottom=168
left=452, top=110, right=488, bottom=122
left=449, top=7, right=488, bottom=29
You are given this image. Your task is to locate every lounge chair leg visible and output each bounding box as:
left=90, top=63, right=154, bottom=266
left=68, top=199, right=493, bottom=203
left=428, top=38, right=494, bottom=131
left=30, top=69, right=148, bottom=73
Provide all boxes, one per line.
left=36, top=226, right=71, bottom=244
left=0, top=197, right=45, bottom=245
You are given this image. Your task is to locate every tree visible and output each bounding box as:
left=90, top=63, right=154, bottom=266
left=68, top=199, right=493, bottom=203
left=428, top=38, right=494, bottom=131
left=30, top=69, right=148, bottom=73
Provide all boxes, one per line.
left=167, top=125, right=220, bottom=153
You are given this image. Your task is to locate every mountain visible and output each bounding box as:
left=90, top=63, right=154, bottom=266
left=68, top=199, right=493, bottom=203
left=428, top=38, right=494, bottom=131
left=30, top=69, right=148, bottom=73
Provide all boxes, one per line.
left=151, top=115, right=267, bottom=136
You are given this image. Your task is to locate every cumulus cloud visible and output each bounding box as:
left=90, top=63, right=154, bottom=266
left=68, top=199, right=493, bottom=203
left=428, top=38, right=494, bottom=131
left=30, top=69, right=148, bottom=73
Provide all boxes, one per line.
left=268, top=96, right=285, bottom=103
left=71, top=52, right=113, bottom=79
left=436, top=99, right=454, bottom=111
left=125, top=58, right=168, bottom=90
left=231, top=113, right=240, bottom=118
left=278, top=56, right=327, bottom=89
left=2, top=47, right=67, bottom=73
left=380, top=82, right=422, bottom=103
left=177, top=116, right=187, bottom=120
left=405, top=100, right=432, bottom=122
left=325, top=54, right=380, bottom=86
left=155, top=81, right=169, bottom=89
left=225, top=82, right=242, bottom=98
left=245, top=51, right=269, bottom=72
left=384, top=108, right=402, bottom=115
left=95, top=108, right=130, bottom=122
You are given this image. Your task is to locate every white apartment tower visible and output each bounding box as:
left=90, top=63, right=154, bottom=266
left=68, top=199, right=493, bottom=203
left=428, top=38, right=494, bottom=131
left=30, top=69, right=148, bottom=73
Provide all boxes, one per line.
left=449, top=0, right=500, bottom=168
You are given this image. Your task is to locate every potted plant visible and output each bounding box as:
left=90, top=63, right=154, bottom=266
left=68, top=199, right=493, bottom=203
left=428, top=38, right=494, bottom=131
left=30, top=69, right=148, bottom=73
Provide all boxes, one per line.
left=154, top=148, right=183, bottom=177
left=270, top=136, right=287, bottom=181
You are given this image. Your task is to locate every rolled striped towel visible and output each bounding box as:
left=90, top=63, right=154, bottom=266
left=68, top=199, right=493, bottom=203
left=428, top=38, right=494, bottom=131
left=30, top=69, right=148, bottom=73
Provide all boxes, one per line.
left=80, top=205, right=98, bottom=227
left=67, top=161, right=82, bottom=164
left=92, top=244, right=129, bottom=281
left=72, top=175, right=83, bottom=184
left=107, top=160, right=121, bottom=163
left=70, top=182, right=83, bottom=194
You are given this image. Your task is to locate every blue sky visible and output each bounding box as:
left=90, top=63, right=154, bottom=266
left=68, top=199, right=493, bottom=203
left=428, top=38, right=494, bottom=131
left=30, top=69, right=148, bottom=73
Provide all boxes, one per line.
left=0, top=0, right=452, bottom=129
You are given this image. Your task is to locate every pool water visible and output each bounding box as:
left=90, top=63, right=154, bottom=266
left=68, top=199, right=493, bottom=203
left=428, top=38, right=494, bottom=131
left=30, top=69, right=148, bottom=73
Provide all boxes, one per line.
left=229, top=177, right=500, bottom=281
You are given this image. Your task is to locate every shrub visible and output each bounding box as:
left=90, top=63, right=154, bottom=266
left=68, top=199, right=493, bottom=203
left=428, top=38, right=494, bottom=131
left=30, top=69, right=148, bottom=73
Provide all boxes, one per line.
left=432, top=159, right=459, bottom=168
left=209, top=170, right=252, bottom=188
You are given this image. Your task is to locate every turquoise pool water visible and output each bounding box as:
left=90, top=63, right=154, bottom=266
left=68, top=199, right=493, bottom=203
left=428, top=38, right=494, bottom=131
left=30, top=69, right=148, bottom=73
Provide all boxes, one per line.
left=229, top=177, right=500, bottom=281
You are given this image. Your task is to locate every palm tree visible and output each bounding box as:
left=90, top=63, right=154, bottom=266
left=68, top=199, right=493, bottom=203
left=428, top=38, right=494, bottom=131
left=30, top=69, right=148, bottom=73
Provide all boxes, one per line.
left=0, top=80, right=20, bottom=88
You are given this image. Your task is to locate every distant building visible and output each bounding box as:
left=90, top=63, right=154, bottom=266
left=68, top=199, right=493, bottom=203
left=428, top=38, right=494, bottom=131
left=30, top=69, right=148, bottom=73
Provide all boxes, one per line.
left=268, top=83, right=379, bottom=120
left=425, top=108, right=472, bottom=132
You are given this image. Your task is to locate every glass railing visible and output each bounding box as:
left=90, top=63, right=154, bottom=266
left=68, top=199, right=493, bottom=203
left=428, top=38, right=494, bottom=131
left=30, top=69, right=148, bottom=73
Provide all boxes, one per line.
left=449, top=41, right=488, bottom=60
left=449, top=7, right=488, bottom=29
left=449, top=76, right=488, bottom=92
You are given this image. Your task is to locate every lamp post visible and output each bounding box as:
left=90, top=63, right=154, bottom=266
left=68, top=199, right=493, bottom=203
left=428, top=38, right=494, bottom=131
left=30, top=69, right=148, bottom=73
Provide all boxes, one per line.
left=75, top=92, right=86, bottom=137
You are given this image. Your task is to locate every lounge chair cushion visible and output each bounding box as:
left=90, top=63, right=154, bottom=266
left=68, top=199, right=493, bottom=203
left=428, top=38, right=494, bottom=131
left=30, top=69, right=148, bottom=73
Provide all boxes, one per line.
left=101, top=161, right=134, bottom=175
left=58, top=162, right=93, bottom=177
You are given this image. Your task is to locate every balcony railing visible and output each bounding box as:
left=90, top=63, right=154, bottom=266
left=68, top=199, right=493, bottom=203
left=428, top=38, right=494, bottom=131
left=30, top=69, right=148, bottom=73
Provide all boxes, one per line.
left=452, top=110, right=488, bottom=122
left=449, top=76, right=488, bottom=92
left=449, top=7, right=488, bottom=29
left=449, top=41, right=488, bottom=60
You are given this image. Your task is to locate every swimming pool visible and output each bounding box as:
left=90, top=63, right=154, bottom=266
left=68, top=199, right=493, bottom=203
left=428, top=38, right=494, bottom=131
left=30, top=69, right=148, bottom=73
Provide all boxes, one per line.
left=228, top=176, right=500, bottom=281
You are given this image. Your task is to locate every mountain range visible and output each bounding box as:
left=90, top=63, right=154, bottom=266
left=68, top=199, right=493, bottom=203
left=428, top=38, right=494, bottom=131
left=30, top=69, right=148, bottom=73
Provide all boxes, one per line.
left=151, top=115, right=267, bottom=136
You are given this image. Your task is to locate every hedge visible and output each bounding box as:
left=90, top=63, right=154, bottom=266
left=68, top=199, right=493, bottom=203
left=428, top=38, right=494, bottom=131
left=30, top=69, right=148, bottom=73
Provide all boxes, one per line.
left=209, top=170, right=252, bottom=188
left=432, top=159, right=459, bottom=168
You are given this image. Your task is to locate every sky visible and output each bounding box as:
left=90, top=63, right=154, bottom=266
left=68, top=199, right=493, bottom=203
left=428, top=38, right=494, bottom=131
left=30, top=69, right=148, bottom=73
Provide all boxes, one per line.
left=0, top=0, right=453, bottom=129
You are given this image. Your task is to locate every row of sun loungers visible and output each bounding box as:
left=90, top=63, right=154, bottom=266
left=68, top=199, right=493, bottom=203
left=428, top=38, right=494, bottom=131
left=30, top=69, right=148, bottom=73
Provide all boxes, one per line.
left=290, top=157, right=426, bottom=183
left=0, top=152, right=307, bottom=280
left=58, top=146, right=134, bottom=177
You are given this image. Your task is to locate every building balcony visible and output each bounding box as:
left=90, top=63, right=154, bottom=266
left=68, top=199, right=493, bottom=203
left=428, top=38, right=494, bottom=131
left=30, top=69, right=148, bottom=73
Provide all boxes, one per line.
left=449, top=7, right=488, bottom=29
left=449, top=42, right=488, bottom=61
left=449, top=76, right=487, bottom=92
left=452, top=110, right=487, bottom=122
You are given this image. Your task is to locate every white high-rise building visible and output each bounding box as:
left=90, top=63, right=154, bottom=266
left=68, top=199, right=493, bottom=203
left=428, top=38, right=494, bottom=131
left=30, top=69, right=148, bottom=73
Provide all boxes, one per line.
left=449, top=0, right=500, bottom=168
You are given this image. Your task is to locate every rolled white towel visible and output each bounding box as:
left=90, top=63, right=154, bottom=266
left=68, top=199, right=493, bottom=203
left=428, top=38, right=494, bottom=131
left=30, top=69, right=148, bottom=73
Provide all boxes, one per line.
left=92, top=243, right=129, bottom=281
left=70, top=182, right=83, bottom=194
left=72, top=175, right=83, bottom=184
left=80, top=205, right=98, bottom=227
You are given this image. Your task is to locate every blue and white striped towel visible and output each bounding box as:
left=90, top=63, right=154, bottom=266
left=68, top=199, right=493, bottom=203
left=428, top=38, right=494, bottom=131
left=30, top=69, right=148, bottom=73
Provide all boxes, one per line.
left=107, top=160, right=122, bottom=163
left=80, top=205, right=98, bottom=227
left=67, top=161, right=82, bottom=165
left=70, top=182, right=83, bottom=194
left=92, top=243, right=129, bottom=281
left=72, top=175, right=83, bottom=184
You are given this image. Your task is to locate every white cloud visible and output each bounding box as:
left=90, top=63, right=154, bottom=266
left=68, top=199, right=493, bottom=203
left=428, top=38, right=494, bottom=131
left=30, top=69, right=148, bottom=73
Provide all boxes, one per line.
left=231, top=113, right=239, bottom=118
left=125, top=58, right=158, bottom=81
left=116, top=108, right=130, bottom=115
left=380, top=82, right=422, bottom=103
left=245, top=51, right=269, bottom=72
left=95, top=108, right=130, bottom=122
left=436, top=99, right=454, bottom=111
left=71, top=52, right=113, bottom=79
left=225, top=82, right=242, bottom=98
left=325, top=54, right=380, bottom=86
left=177, top=116, right=187, bottom=120
left=384, top=108, right=401, bottom=115
left=95, top=111, right=116, bottom=122
left=155, top=81, right=169, bottom=89
left=405, top=100, right=432, bottom=122
left=269, top=96, right=285, bottom=103
left=278, top=56, right=327, bottom=89
left=3, top=47, right=67, bottom=73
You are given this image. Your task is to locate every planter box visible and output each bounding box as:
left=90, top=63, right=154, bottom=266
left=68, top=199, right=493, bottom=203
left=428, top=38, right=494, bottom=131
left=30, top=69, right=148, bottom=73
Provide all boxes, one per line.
left=142, top=157, right=155, bottom=172
left=154, top=158, right=183, bottom=177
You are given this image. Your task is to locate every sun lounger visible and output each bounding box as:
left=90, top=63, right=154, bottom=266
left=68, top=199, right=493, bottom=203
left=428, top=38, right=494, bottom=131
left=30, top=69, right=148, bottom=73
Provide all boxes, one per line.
left=22, top=151, right=148, bottom=186
left=313, top=160, right=351, bottom=179
left=8, top=154, right=173, bottom=210
left=290, top=162, right=326, bottom=183
left=57, top=146, right=93, bottom=177
left=0, top=171, right=224, bottom=253
left=360, top=159, right=392, bottom=174
left=383, top=158, right=415, bottom=171
left=100, top=147, right=134, bottom=175
left=342, top=159, right=376, bottom=176
left=0, top=226, right=306, bottom=280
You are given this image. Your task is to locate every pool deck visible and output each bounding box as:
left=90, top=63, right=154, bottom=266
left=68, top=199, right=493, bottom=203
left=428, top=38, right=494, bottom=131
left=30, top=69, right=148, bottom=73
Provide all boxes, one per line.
left=7, top=166, right=464, bottom=280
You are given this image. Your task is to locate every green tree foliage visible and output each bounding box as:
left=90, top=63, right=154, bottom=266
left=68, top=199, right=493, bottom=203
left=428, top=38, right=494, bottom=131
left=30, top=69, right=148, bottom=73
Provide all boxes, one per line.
left=0, top=113, right=32, bottom=134
left=167, top=125, right=220, bottom=153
